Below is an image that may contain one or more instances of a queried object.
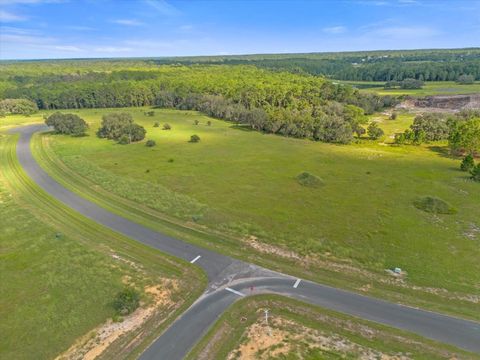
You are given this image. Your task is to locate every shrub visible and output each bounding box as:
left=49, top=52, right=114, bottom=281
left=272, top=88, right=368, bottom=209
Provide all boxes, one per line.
left=413, top=196, right=456, bottom=214
left=153, top=122, right=160, bottom=127
left=390, top=112, right=398, bottom=120
left=207, top=120, right=212, bottom=126
left=45, top=112, right=88, bottom=136
left=118, top=135, right=130, bottom=144
left=194, top=120, right=199, bottom=125
left=146, top=139, right=156, bottom=147
left=163, top=123, right=171, bottom=130
left=144, top=110, right=155, bottom=116
left=112, top=288, right=140, bottom=315
left=471, top=164, right=480, bottom=182
left=296, top=172, right=324, bottom=188
left=367, top=122, right=384, bottom=140
left=190, top=134, right=200, bottom=143
left=460, top=154, right=475, bottom=172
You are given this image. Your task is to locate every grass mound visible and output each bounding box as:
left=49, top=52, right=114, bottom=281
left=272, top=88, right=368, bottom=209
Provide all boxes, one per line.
left=414, top=196, right=456, bottom=214
left=296, top=172, right=323, bottom=188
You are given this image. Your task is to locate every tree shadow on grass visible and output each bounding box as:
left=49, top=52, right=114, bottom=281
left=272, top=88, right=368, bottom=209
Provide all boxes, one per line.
left=427, top=145, right=457, bottom=160
left=230, top=124, right=256, bottom=132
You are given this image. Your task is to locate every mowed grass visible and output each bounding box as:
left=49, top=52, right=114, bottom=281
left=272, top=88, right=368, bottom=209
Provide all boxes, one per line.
left=0, top=128, right=205, bottom=359
left=339, top=80, right=480, bottom=96
left=186, top=295, right=476, bottom=359
left=35, top=108, right=480, bottom=316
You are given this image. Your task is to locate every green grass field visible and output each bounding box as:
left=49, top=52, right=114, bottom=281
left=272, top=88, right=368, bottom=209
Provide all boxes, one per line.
left=339, top=80, right=480, bottom=96
left=185, top=295, right=476, bottom=359
left=0, top=123, right=206, bottom=359
left=28, top=107, right=480, bottom=320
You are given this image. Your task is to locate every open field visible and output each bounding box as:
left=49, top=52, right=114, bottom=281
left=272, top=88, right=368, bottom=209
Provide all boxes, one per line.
left=186, top=295, right=476, bottom=359
left=28, top=107, right=480, bottom=320
left=340, top=80, right=480, bottom=96
left=0, top=124, right=205, bottom=359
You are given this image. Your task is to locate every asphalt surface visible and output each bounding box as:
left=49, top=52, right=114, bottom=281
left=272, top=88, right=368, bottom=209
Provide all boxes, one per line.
left=11, top=125, right=480, bottom=358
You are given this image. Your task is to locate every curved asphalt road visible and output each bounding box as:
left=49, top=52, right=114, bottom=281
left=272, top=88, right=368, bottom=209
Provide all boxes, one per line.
left=11, top=125, right=480, bottom=358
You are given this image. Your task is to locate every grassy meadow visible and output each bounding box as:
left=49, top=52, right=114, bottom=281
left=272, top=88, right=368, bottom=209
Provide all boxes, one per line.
left=30, top=107, right=480, bottom=319
left=340, top=80, right=480, bottom=96
left=0, top=122, right=205, bottom=359
left=185, top=295, right=476, bottom=359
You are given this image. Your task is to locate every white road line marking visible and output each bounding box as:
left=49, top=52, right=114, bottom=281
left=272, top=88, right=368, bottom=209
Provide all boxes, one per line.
left=190, top=255, right=201, bottom=264
left=225, top=287, right=245, bottom=297
left=293, top=279, right=301, bottom=288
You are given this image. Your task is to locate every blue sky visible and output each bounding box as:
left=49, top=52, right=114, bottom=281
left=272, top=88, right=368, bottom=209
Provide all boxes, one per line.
left=0, top=0, right=479, bottom=59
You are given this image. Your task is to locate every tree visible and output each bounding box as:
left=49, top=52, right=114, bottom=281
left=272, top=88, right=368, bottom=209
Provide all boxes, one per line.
left=460, top=154, right=475, bottom=172
left=146, top=139, right=156, bottom=147
left=189, top=134, right=200, bottom=143
left=355, top=126, right=366, bottom=138
left=411, top=114, right=449, bottom=141
left=367, top=122, right=384, bottom=140
left=97, top=112, right=146, bottom=143
left=449, top=118, right=480, bottom=155
left=45, top=112, right=88, bottom=136
left=0, top=98, right=38, bottom=115
left=457, top=74, right=475, bottom=84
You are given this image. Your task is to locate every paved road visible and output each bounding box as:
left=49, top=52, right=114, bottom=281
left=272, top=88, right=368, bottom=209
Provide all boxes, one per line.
left=11, top=125, right=480, bottom=358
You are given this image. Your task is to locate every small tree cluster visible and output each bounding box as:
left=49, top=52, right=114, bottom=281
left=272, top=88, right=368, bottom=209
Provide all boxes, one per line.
left=0, top=98, right=38, bottom=115
left=457, top=74, right=475, bottom=84
left=460, top=154, right=480, bottom=182
left=395, top=113, right=449, bottom=145
left=97, top=112, right=146, bottom=144
left=45, top=112, right=88, bottom=136
left=367, top=122, right=384, bottom=140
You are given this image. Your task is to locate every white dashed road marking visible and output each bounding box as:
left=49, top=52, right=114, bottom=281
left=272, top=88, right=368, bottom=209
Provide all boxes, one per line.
left=225, top=287, right=245, bottom=297
left=293, top=279, right=301, bottom=288
left=190, top=255, right=201, bottom=264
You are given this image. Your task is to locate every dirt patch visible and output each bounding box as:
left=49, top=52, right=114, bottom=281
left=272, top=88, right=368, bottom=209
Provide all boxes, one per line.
left=56, top=280, right=177, bottom=360
left=228, top=316, right=411, bottom=359
left=397, top=94, right=480, bottom=113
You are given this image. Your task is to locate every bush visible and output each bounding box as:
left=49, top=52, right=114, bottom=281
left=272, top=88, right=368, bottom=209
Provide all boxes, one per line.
left=194, top=120, right=199, bottom=125
left=471, top=164, right=480, bottom=182
left=45, top=112, right=88, bottom=136
left=146, top=139, right=156, bottom=147
left=163, top=123, right=171, bottom=130
left=112, top=288, right=140, bottom=315
left=207, top=120, right=212, bottom=126
left=296, top=172, right=324, bottom=188
left=413, top=196, right=456, bottom=214
left=367, top=122, right=384, bottom=140
left=118, top=135, right=130, bottom=144
left=390, top=112, right=398, bottom=120
left=153, top=122, right=160, bottom=127
left=460, top=154, right=475, bottom=172
left=189, top=134, right=200, bottom=143
left=144, top=110, right=155, bottom=116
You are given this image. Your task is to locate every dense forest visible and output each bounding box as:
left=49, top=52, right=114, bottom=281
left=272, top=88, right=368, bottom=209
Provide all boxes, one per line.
left=151, top=48, right=480, bottom=81
left=0, top=62, right=395, bottom=143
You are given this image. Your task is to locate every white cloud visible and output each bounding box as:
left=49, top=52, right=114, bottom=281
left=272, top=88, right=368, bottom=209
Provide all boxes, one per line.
left=144, top=0, right=180, bottom=16
left=0, top=10, right=27, bottom=21
left=94, top=46, right=133, bottom=53
left=111, top=19, right=144, bottom=26
left=323, top=26, right=347, bottom=34
left=66, top=25, right=95, bottom=31
left=369, top=26, right=439, bottom=38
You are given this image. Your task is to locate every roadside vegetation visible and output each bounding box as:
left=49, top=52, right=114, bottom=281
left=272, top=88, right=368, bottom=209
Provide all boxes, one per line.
left=185, top=295, right=476, bottom=359
left=30, top=107, right=480, bottom=320
left=0, top=122, right=205, bottom=359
